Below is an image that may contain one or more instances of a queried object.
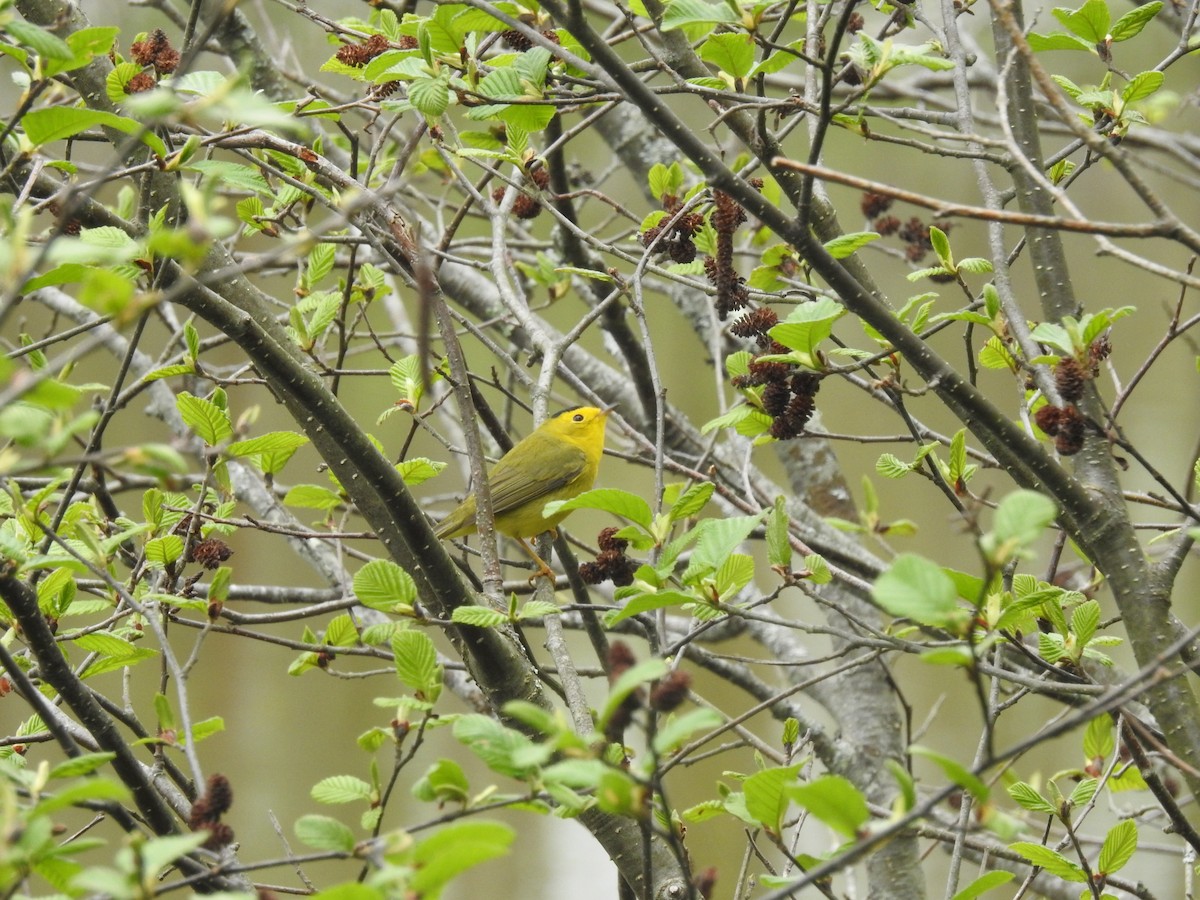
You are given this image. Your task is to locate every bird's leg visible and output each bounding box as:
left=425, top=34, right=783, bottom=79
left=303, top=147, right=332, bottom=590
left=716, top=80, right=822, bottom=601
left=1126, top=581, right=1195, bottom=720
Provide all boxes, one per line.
left=517, top=535, right=557, bottom=583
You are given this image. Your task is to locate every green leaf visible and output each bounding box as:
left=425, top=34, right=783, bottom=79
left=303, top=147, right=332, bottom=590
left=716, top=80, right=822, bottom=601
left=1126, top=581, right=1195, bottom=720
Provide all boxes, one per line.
left=597, top=769, right=645, bottom=817
left=928, top=226, right=952, bottom=265
left=919, top=646, right=975, bottom=667
left=226, top=431, right=309, bottom=472
left=872, top=554, right=962, bottom=627
left=48, top=751, right=117, bottom=779
left=1071, top=599, right=1100, bottom=651
left=661, top=0, right=740, bottom=31
left=668, top=482, right=714, bottom=522
left=543, top=488, right=653, bottom=529
left=470, top=64, right=555, bottom=131
left=751, top=47, right=799, bottom=77
left=541, top=758, right=606, bottom=792
left=981, top=490, right=1057, bottom=564
left=354, top=559, right=417, bottom=612
left=175, top=392, right=233, bottom=445
left=743, top=765, right=802, bottom=834
left=325, top=613, right=358, bottom=647
left=410, top=73, right=451, bottom=118
left=311, top=775, right=373, bottom=805
left=48, top=26, right=119, bottom=76
left=1027, top=32, right=1095, bottom=52
left=171, top=70, right=228, bottom=96
left=1038, top=632, right=1066, bottom=663
left=749, top=264, right=785, bottom=292
left=517, top=599, right=559, bottom=620
left=934, top=309, right=993, bottom=328
left=294, top=814, right=357, bottom=852
left=453, top=714, right=544, bottom=778
left=876, top=453, right=916, bottom=478
left=552, top=267, right=614, bottom=282
left=187, top=716, right=224, bottom=745
left=652, top=708, right=723, bottom=755
left=412, top=758, right=470, bottom=804
left=392, top=630, right=441, bottom=699
left=1122, top=70, right=1163, bottom=104
left=396, top=457, right=445, bottom=486
left=138, top=833, right=210, bottom=876
left=768, top=297, right=845, bottom=359
left=803, top=554, right=831, bottom=584
left=141, top=364, right=195, bottom=383
left=950, top=870, right=1014, bottom=900
left=648, top=162, right=685, bottom=201
left=154, top=693, right=176, bottom=734
left=409, top=821, right=514, bottom=896
left=681, top=515, right=762, bottom=583
left=907, top=266, right=953, bottom=283
left=389, top=354, right=434, bottom=410
left=1109, top=764, right=1148, bottom=793
left=911, top=746, right=988, bottom=801
left=305, top=242, right=336, bottom=288
left=956, top=257, right=993, bottom=274
left=978, top=336, right=1016, bottom=371
left=37, top=567, right=76, bottom=617
left=451, top=606, right=509, bottom=627
left=1053, top=0, right=1110, bottom=43
left=144, top=535, right=184, bottom=567
left=782, top=717, right=800, bottom=747
left=1110, top=1, right=1161, bottom=41
left=713, top=553, right=754, bottom=599
left=766, top=495, right=792, bottom=569
left=1006, top=781, right=1056, bottom=815
left=823, top=231, right=879, bottom=259
left=451, top=8, right=514, bottom=32
left=7, top=20, right=74, bottom=60
left=787, top=775, right=871, bottom=839
left=1068, top=777, right=1098, bottom=808
left=607, top=589, right=697, bottom=625
left=699, top=33, right=756, bottom=79
left=1083, top=715, right=1114, bottom=761
left=947, top=428, right=968, bottom=484
left=884, top=760, right=916, bottom=816
left=22, top=107, right=166, bottom=158
left=1008, top=842, right=1087, bottom=881
left=701, top=404, right=772, bottom=436
left=502, top=700, right=566, bottom=737
left=186, top=160, right=272, bottom=195
left=30, top=777, right=129, bottom=817
left=1080, top=307, right=1134, bottom=345
left=1097, top=819, right=1137, bottom=874
left=283, top=483, right=344, bottom=511
left=599, top=658, right=669, bottom=730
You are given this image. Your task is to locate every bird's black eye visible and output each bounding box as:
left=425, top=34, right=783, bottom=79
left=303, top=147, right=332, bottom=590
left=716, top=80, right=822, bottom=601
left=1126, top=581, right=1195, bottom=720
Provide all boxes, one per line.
left=572, top=413, right=585, bottom=422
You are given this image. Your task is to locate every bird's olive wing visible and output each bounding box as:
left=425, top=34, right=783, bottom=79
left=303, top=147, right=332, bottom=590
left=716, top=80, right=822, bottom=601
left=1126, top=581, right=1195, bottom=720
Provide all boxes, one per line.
left=486, top=432, right=588, bottom=514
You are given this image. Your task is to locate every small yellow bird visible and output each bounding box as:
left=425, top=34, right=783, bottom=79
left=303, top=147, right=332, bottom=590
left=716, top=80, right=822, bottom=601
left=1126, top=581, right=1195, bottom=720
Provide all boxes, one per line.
left=435, top=406, right=610, bottom=578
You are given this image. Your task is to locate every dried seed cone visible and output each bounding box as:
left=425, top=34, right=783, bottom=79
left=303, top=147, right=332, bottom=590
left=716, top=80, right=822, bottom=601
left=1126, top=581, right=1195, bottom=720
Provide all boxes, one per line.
left=605, top=641, right=642, bottom=740
left=1034, top=404, right=1065, bottom=435
left=860, top=191, right=893, bottom=219
left=649, top=671, right=692, bottom=712
left=500, top=29, right=533, bottom=51
left=1055, top=357, right=1086, bottom=403
left=125, top=72, right=156, bottom=94
left=729, top=307, right=779, bottom=341
left=1054, top=406, right=1086, bottom=455
left=337, top=33, right=389, bottom=67
left=206, top=773, right=234, bottom=817
left=708, top=191, right=749, bottom=319
left=762, top=380, right=791, bottom=417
